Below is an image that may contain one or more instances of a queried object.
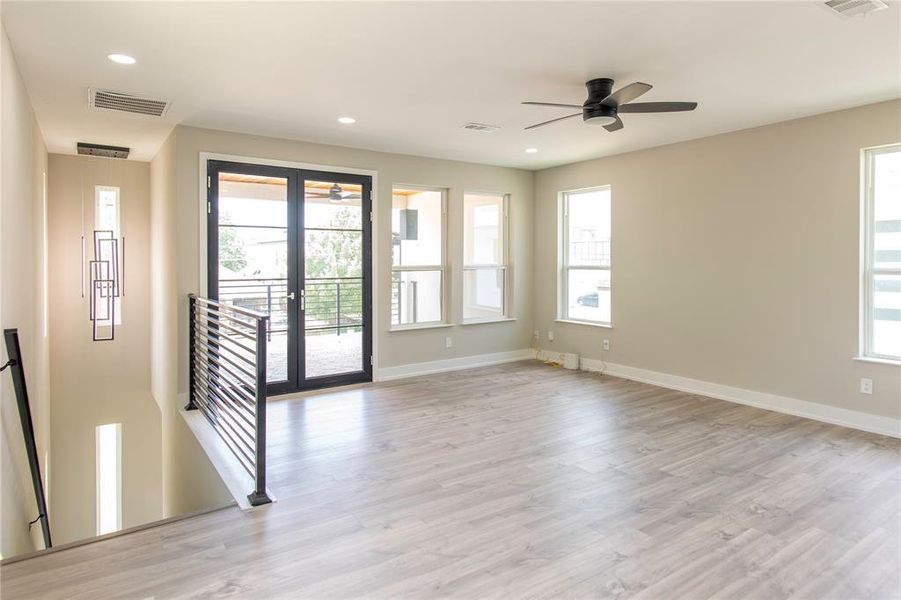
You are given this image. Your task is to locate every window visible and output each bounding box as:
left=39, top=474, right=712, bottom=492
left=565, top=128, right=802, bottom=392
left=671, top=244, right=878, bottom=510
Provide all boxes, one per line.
left=96, top=423, right=121, bottom=536
left=863, top=145, right=901, bottom=361
left=391, top=186, right=446, bottom=327
left=94, top=185, right=121, bottom=325
left=560, top=186, right=611, bottom=325
left=463, top=192, right=509, bottom=321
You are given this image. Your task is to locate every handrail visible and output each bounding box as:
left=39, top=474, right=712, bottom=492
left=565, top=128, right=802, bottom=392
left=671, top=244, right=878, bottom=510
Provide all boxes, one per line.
left=2, top=329, right=52, bottom=548
left=187, top=294, right=271, bottom=506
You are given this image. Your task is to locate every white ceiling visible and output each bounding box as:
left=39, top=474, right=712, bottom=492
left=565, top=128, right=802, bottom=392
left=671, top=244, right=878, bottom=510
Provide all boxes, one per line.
left=3, top=1, right=899, bottom=168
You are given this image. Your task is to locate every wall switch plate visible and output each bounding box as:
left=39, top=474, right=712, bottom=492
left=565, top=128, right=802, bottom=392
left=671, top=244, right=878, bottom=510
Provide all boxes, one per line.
left=860, top=378, right=873, bottom=394
left=533, top=330, right=540, bottom=340
left=603, top=339, right=610, bottom=351
left=548, top=331, right=554, bottom=342
left=445, top=336, right=453, bottom=349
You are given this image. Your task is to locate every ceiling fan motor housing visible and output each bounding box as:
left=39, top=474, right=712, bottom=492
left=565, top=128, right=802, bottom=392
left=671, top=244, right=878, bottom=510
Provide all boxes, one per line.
left=583, top=78, right=618, bottom=126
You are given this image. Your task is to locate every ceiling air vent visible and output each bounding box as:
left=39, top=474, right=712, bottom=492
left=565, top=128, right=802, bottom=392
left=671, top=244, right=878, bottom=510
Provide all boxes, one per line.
left=77, top=143, right=130, bottom=159
left=462, top=122, right=500, bottom=133
left=824, top=0, right=887, bottom=17
left=89, top=88, right=170, bottom=117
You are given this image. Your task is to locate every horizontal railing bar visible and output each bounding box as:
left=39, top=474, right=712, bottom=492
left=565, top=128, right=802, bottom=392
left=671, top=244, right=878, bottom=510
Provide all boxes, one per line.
left=193, top=333, right=257, bottom=375
left=194, top=306, right=260, bottom=331
left=217, top=223, right=287, bottom=230
left=192, top=346, right=257, bottom=391
left=192, top=356, right=256, bottom=404
left=192, top=391, right=256, bottom=459
left=193, top=375, right=256, bottom=432
left=193, top=311, right=257, bottom=341
left=194, top=323, right=257, bottom=363
left=192, top=362, right=256, bottom=412
left=305, top=277, right=364, bottom=281
left=219, top=277, right=287, bottom=282
left=194, top=399, right=255, bottom=477
left=192, top=294, right=269, bottom=320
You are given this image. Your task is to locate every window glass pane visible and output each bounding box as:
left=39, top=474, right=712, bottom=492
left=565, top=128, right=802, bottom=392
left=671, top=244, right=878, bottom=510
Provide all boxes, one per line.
left=463, top=268, right=504, bottom=320
left=873, top=150, right=901, bottom=269
left=873, top=274, right=901, bottom=358
left=391, top=270, right=441, bottom=325
left=95, top=187, right=119, bottom=234
left=219, top=226, right=288, bottom=280
left=567, top=269, right=611, bottom=324
left=567, top=188, right=611, bottom=267
left=392, top=187, right=443, bottom=267
left=96, top=423, right=121, bottom=536
left=464, top=193, right=504, bottom=266
left=304, top=180, right=363, bottom=230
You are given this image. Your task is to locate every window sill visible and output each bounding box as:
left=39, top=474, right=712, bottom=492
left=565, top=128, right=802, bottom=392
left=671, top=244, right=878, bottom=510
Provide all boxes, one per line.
left=389, top=323, right=454, bottom=333
left=555, top=319, right=612, bottom=329
left=853, top=356, right=901, bottom=367
left=460, top=317, right=516, bottom=326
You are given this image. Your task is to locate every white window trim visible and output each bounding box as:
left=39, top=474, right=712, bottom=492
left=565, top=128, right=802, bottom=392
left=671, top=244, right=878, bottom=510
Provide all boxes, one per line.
left=861, top=144, right=901, bottom=362
left=390, top=185, right=448, bottom=330
left=462, top=192, right=510, bottom=323
left=559, top=185, right=612, bottom=326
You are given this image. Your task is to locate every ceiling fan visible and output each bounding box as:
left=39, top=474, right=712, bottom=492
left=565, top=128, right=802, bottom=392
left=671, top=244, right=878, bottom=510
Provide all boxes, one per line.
left=523, top=78, right=697, bottom=132
left=305, top=183, right=362, bottom=203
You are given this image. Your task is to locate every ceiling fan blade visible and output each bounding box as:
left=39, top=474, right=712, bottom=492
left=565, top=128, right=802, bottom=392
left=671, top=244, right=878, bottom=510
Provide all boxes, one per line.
left=603, top=116, right=624, bottom=132
left=601, top=82, right=652, bottom=107
left=618, top=102, right=698, bottom=113
left=522, top=101, right=584, bottom=109
left=524, top=112, right=582, bottom=130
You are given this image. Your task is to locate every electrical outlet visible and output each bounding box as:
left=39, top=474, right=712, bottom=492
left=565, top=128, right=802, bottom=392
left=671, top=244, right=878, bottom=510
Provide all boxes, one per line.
left=533, top=330, right=540, bottom=340
left=445, top=336, right=453, bottom=349
left=548, top=331, right=554, bottom=342
left=603, top=339, right=610, bottom=351
left=860, top=378, right=873, bottom=394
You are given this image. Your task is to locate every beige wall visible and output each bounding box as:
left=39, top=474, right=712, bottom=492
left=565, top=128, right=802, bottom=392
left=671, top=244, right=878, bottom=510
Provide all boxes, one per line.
left=0, top=25, right=50, bottom=559
left=172, top=126, right=535, bottom=396
left=534, top=100, right=901, bottom=421
left=150, top=131, right=232, bottom=517
left=47, top=154, right=162, bottom=544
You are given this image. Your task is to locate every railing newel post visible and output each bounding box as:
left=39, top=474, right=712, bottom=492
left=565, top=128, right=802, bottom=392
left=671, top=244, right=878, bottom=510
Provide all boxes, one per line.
left=247, top=313, right=271, bottom=506
left=186, top=294, right=198, bottom=410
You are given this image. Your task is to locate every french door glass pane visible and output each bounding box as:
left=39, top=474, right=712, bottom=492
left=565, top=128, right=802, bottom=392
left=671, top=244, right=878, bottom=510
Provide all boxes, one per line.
left=567, top=268, right=610, bottom=323
left=217, top=172, right=288, bottom=383
left=392, top=187, right=443, bottom=266
left=873, top=274, right=901, bottom=358
left=304, top=180, right=365, bottom=378
left=304, top=181, right=363, bottom=229
left=463, top=268, right=504, bottom=320
left=391, top=270, right=442, bottom=325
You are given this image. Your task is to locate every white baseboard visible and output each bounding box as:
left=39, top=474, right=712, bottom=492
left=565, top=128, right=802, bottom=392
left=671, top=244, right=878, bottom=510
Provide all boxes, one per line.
left=538, top=352, right=898, bottom=439
left=375, top=348, right=535, bottom=382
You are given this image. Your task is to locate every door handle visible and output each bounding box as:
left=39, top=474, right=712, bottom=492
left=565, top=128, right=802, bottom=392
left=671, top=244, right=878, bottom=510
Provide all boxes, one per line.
left=287, top=292, right=296, bottom=301
left=300, top=288, right=305, bottom=311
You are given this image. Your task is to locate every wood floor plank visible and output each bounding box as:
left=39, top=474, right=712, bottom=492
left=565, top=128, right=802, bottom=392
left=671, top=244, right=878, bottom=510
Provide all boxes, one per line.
left=2, top=361, right=898, bottom=599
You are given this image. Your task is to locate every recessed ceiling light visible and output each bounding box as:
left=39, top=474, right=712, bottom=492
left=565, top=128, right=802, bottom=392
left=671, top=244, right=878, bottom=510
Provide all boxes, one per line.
left=337, top=116, right=356, bottom=124
left=525, top=148, right=538, bottom=154
left=107, top=54, right=136, bottom=65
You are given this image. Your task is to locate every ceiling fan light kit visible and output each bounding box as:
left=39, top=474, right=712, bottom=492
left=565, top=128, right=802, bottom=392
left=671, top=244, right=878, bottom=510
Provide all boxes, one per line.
left=523, top=77, right=698, bottom=132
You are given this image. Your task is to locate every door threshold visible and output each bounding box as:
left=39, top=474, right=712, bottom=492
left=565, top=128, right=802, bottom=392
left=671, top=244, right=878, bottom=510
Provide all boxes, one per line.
left=270, top=379, right=373, bottom=401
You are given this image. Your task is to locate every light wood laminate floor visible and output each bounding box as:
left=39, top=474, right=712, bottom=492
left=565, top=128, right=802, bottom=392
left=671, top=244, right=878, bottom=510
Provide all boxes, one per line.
left=3, top=361, right=900, bottom=599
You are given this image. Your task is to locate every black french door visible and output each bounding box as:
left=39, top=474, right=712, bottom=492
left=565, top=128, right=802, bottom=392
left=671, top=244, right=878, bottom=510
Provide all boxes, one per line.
left=207, top=160, right=373, bottom=395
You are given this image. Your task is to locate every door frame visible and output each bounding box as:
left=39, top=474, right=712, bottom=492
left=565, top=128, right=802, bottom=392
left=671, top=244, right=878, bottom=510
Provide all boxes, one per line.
left=203, top=155, right=376, bottom=395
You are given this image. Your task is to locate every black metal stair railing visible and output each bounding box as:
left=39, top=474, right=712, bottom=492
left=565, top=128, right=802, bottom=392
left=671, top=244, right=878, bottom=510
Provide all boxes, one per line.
left=187, top=294, right=271, bottom=506
left=2, top=329, right=52, bottom=549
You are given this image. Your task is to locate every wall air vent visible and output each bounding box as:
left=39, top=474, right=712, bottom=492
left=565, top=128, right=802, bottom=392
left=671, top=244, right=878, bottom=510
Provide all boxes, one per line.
left=88, top=88, right=170, bottom=117
left=77, top=143, right=130, bottom=159
left=824, top=0, right=887, bottom=17
left=462, top=122, right=500, bottom=133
